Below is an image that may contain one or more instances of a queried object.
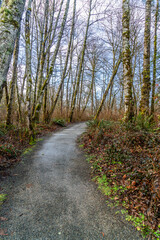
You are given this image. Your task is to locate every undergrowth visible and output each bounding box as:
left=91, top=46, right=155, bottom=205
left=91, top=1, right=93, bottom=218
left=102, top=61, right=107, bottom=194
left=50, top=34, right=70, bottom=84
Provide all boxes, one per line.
left=52, top=118, right=67, bottom=127
left=80, top=119, right=160, bottom=239
left=0, top=122, right=63, bottom=169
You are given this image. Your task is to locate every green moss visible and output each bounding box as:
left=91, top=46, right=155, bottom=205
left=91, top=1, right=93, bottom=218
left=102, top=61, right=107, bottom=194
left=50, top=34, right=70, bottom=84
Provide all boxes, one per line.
left=0, top=194, right=7, bottom=207
left=0, top=7, right=12, bottom=16
left=0, top=15, right=19, bottom=28
left=37, top=138, right=43, bottom=142
left=22, top=138, right=43, bottom=155
left=22, top=146, right=35, bottom=156
left=96, top=175, right=127, bottom=197
left=0, top=2, right=20, bottom=28
left=79, top=144, right=84, bottom=148
left=4, top=29, right=10, bottom=33
left=8, top=0, right=22, bottom=8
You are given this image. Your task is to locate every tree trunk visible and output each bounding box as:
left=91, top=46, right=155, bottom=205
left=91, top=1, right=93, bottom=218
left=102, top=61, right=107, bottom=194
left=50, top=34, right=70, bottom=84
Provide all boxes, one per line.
left=32, top=0, right=70, bottom=122
left=140, top=0, right=151, bottom=116
left=48, top=0, right=76, bottom=121
left=151, top=0, right=159, bottom=116
left=78, top=66, right=85, bottom=114
left=81, top=56, right=95, bottom=117
left=16, top=78, right=22, bottom=125
left=0, top=0, right=25, bottom=102
left=69, top=0, right=92, bottom=122
left=4, top=82, right=9, bottom=106
left=122, top=0, right=133, bottom=122
left=6, top=29, right=20, bottom=127
left=36, top=0, right=49, bottom=106
left=94, top=54, right=122, bottom=120
left=25, top=0, right=35, bottom=142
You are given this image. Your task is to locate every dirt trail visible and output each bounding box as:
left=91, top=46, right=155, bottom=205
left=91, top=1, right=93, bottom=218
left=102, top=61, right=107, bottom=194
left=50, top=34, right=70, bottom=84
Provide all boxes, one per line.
left=0, top=123, right=143, bottom=239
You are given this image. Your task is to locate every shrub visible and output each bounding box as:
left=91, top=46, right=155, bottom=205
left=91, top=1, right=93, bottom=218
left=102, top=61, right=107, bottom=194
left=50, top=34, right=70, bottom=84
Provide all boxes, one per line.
left=52, top=118, right=66, bottom=127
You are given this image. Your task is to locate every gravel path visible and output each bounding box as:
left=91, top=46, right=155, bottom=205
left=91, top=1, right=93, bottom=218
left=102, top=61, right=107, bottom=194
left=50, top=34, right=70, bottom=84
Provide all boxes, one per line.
left=0, top=123, right=143, bottom=239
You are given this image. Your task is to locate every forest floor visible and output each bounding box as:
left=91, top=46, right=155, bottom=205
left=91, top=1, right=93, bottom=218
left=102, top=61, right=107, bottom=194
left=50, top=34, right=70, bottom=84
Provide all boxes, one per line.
left=0, top=122, right=65, bottom=170
left=79, top=120, right=160, bottom=239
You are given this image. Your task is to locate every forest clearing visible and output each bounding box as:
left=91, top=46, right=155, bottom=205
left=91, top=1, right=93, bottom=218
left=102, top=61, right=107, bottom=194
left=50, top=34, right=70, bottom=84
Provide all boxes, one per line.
left=0, top=0, right=160, bottom=239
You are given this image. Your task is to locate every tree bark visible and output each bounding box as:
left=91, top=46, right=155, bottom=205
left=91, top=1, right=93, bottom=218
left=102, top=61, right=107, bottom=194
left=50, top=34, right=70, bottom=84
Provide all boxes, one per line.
left=69, top=0, right=92, bottom=122
left=25, top=0, right=34, bottom=141
left=32, top=0, right=70, bottom=122
left=0, top=0, right=25, bottom=102
left=151, top=0, right=159, bottom=116
left=122, top=0, right=133, bottom=121
left=140, top=0, right=151, bottom=116
left=81, top=56, right=95, bottom=117
left=94, top=54, right=122, bottom=120
left=6, top=28, right=20, bottom=127
left=48, top=0, right=76, bottom=121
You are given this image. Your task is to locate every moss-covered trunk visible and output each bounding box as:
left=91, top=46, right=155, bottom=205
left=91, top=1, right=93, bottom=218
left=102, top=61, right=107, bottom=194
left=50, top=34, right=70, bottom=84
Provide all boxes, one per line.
left=139, top=0, right=151, bottom=116
left=151, top=0, right=159, bottom=116
left=6, top=28, right=20, bottom=127
left=122, top=0, right=133, bottom=122
left=0, top=0, right=25, bottom=102
left=25, top=0, right=35, bottom=142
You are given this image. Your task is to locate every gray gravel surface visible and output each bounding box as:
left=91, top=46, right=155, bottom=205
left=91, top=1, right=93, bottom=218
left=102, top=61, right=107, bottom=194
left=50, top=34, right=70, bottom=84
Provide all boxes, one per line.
left=0, top=123, right=144, bottom=240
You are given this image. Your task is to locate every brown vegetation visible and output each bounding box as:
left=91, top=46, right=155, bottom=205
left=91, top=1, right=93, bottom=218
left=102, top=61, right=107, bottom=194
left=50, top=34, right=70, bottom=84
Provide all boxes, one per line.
left=80, top=120, right=160, bottom=238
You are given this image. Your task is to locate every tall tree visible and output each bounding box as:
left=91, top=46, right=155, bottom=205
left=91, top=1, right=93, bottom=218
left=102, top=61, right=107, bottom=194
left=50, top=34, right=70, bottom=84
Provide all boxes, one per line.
left=151, top=0, right=159, bottom=116
left=94, top=54, right=122, bottom=120
left=48, top=0, right=76, bottom=121
left=6, top=29, right=20, bottom=127
left=122, top=0, right=133, bottom=121
left=32, top=0, right=70, bottom=122
left=0, top=0, right=25, bottom=102
left=69, top=0, right=92, bottom=122
left=25, top=0, right=34, bottom=141
left=140, top=0, right=152, bottom=116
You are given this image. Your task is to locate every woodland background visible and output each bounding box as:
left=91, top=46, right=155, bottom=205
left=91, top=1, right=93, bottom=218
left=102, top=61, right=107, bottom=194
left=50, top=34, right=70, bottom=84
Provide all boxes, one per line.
left=0, top=0, right=160, bottom=239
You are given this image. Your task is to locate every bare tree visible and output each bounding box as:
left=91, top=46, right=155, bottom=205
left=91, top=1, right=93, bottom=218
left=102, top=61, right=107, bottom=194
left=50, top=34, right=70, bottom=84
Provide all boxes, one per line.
left=32, top=0, right=70, bottom=122
left=48, top=0, right=76, bottom=121
left=69, top=0, right=92, bottom=122
left=94, top=54, right=122, bottom=119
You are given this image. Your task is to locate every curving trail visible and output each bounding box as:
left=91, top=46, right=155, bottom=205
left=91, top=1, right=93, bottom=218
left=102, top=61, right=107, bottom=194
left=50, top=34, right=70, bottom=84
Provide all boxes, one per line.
left=0, top=123, right=143, bottom=239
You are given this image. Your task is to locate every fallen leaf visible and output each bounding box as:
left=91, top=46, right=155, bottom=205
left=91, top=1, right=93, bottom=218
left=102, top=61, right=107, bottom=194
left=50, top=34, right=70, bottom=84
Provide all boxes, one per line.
left=0, top=229, right=8, bottom=236
left=26, top=184, right=33, bottom=188
left=131, top=181, right=136, bottom=186
left=0, top=217, right=8, bottom=221
left=123, top=174, right=127, bottom=179
left=114, top=197, right=119, bottom=200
